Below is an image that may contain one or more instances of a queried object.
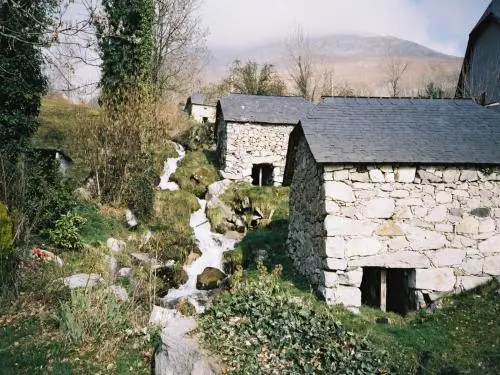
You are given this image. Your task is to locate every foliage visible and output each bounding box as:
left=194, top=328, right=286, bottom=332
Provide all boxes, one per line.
left=171, top=150, right=219, bottom=197
left=0, top=203, right=13, bottom=258
left=74, top=202, right=126, bottom=244
left=48, top=213, right=87, bottom=250
left=153, top=141, right=179, bottom=175
left=179, top=122, right=216, bottom=151
left=122, top=152, right=158, bottom=221
left=225, top=60, right=286, bottom=96
left=199, top=264, right=390, bottom=374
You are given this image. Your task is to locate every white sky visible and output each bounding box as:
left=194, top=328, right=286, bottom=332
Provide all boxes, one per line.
left=199, top=0, right=491, bottom=56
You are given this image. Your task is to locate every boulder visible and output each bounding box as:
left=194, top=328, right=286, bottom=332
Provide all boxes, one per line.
left=105, top=255, right=118, bottom=282
left=196, top=267, right=226, bottom=290
left=106, top=238, right=126, bottom=253
left=63, top=273, right=104, bottom=289
left=109, top=285, right=128, bottom=302
left=125, top=209, right=139, bottom=228
left=118, top=267, right=132, bottom=278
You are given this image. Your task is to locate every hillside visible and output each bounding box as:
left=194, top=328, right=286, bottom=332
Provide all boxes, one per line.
left=205, top=34, right=463, bottom=96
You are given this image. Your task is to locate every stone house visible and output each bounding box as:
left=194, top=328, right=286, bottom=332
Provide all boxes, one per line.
left=283, top=97, right=500, bottom=313
left=215, top=94, right=313, bottom=186
left=456, top=0, right=500, bottom=104
left=185, top=93, right=216, bottom=123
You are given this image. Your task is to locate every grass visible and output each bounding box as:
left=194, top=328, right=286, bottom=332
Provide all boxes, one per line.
left=171, top=149, right=219, bottom=197
left=153, top=141, right=179, bottom=175
left=74, top=202, right=127, bottom=245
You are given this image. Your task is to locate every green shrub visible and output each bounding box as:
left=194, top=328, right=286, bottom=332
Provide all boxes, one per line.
left=122, top=152, right=158, bottom=221
left=199, top=264, right=390, bottom=374
left=179, top=122, right=215, bottom=151
left=55, top=288, right=132, bottom=345
left=0, top=203, right=13, bottom=258
left=171, top=150, right=219, bottom=197
left=48, top=212, right=86, bottom=250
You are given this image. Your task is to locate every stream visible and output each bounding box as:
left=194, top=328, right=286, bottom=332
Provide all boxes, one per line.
left=157, top=143, right=237, bottom=312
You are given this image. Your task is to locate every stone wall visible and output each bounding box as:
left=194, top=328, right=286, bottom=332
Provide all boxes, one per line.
left=190, top=104, right=216, bottom=123
left=289, top=157, right=500, bottom=309
left=218, top=122, right=295, bottom=185
left=287, top=136, right=325, bottom=286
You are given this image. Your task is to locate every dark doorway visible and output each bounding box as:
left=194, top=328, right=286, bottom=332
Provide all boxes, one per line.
left=251, top=163, right=274, bottom=186
left=361, top=267, right=416, bottom=315
left=202, top=116, right=208, bottom=123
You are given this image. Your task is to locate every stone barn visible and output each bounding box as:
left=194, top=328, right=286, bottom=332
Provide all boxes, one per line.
left=215, top=94, right=313, bottom=186
left=283, top=97, right=500, bottom=313
left=185, top=93, right=216, bottom=123
left=456, top=0, right=500, bottom=104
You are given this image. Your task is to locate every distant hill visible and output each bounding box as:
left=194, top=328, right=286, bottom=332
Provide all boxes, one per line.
left=204, top=34, right=463, bottom=96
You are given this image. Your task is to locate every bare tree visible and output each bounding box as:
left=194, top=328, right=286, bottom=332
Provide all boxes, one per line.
left=286, top=26, right=333, bottom=101
left=154, top=0, right=208, bottom=97
left=383, top=52, right=409, bottom=97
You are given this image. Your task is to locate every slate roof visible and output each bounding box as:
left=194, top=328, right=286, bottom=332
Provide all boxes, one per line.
left=217, top=94, right=314, bottom=124
left=298, top=97, right=500, bottom=165
left=190, top=93, right=206, bottom=105
left=474, top=0, right=500, bottom=29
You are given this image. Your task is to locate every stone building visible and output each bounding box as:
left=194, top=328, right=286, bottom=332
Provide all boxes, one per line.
left=456, top=0, right=500, bottom=104
left=185, top=93, right=216, bottom=123
left=283, top=97, right=500, bottom=313
left=216, top=94, right=313, bottom=186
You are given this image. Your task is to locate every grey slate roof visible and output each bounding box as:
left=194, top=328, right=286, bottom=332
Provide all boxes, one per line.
left=474, top=0, right=500, bottom=29
left=218, top=94, right=314, bottom=124
left=190, top=93, right=206, bottom=105
left=300, top=97, right=500, bottom=164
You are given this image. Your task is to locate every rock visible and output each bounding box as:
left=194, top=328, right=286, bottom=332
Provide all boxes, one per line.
left=324, top=216, right=377, bottom=236
left=418, top=170, right=442, bottom=183
left=324, top=237, right=345, bottom=258
left=325, top=201, right=340, bottom=214
left=131, top=252, right=156, bottom=265
left=118, top=267, right=132, bottom=278
left=185, top=252, right=201, bottom=265
left=457, top=276, right=491, bottom=291
left=106, top=238, right=126, bottom=253
left=456, top=217, right=479, bottom=234
left=435, top=191, right=452, bottom=204
left=365, top=198, right=395, bottom=219
left=443, top=168, right=460, bottom=183
left=425, top=205, right=448, bottom=223
left=224, top=230, right=243, bottom=241
left=390, top=190, right=410, bottom=198
left=105, top=255, right=118, bottom=282
left=323, top=271, right=338, bottom=287
left=376, top=220, right=405, bottom=236
left=461, top=258, right=484, bottom=275
left=350, top=251, right=431, bottom=268
left=150, top=305, right=177, bottom=327
left=74, top=187, right=92, bottom=201
left=196, top=267, right=226, bottom=290
left=395, top=167, right=416, bottom=183
left=345, top=238, right=381, bottom=257
left=338, top=269, right=363, bottom=287
left=368, top=169, right=385, bottom=182
left=63, top=273, right=104, bottom=289
left=206, top=179, right=231, bottom=202
left=406, top=228, right=447, bottom=251
left=388, top=237, right=410, bottom=250
left=324, top=181, right=355, bottom=202
left=31, top=248, right=64, bottom=267
left=254, top=249, right=268, bottom=263
left=109, top=285, right=128, bottom=302
left=460, top=169, right=478, bottom=181
left=125, top=209, right=139, bottom=228
left=484, top=255, right=500, bottom=276
left=333, top=170, right=349, bottom=181
left=411, top=268, right=455, bottom=292
left=478, top=234, right=500, bottom=253
left=430, top=249, right=466, bottom=267
left=233, top=216, right=246, bottom=233
left=470, top=207, right=491, bottom=218
left=350, top=172, right=369, bottom=182
left=321, top=286, right=361, bottom=307
left=323, top=258, right=348, bottom=271
left=435, top=224, right=454, bottom=233
left=479, top=219, right=496, bottom=233
left=155, top=313, right=216, bottom=375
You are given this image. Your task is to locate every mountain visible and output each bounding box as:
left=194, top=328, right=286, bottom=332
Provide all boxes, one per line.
left=203, top=34, right=463, bottom=96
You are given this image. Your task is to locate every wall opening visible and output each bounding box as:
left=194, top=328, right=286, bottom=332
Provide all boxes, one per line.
left=202, top=116, right=208, bottom=123
left=251, top=163, right=274, bottom=186
left=361, top=267, right=416, bottom=315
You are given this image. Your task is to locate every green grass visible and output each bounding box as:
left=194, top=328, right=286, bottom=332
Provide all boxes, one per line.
left=153, top=141, right=179, bottom=175
left=171, top=150, right=219, bottom=197
left=75, top=202, right=127, bottom=244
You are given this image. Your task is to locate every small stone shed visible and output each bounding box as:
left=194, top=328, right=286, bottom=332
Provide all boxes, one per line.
left=283, top=97, right=500, bottom=313
left=215, top=94, right=313, bottom=186
left=185, top=93, right=216, bottom=123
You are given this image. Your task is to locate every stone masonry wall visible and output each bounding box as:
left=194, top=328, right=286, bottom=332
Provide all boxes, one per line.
left=219, top=122, right=295, bottom=185
left=289, top=158, right=500, bottom=310
left=190, top=104, right=216, bottom=123
left=287, top=136, right=325, bottom=286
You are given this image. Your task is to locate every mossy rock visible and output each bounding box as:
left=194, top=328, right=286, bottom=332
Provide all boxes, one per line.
left=0, top=203, right=13, bottom=257
left=222, top=249, right=243, bottom=275
left=196, top=267, right=226, bottom=290
left=156, top=264, right=188, bottom=295
left=171, top=151, right=219, bottom=197
left=176, top=298, right=196, bottom=316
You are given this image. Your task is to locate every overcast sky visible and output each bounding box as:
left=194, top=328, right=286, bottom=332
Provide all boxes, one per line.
left=199, top=0, right=490, bottom=56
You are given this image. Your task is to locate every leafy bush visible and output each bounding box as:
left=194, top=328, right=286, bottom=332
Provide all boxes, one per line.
left=171, top=150, right=219, bottom=197
left=55, top=288, right=132, bottom=345
left=179, top=122, right=215, bottom=151
left=199, top=264, right=390, bottom=374
left=49, top=212, right=86, bottom=250
left=0, top=203, right=13, bottom=258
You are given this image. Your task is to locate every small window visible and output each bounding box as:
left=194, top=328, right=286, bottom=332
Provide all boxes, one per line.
left=360, top=267, right=416, bottom=315
left=202, top=116, right=208, bottom=123
left=251, top=163, right=274, bottom=186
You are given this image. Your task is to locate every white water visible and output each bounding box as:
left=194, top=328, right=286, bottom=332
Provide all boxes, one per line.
left=158, top=143, right=237, bottom=312
left=158, top=143, right=186, bottom=191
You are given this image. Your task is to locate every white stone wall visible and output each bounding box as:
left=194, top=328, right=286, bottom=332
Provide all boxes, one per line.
left=219, top=122, right=295, bottom=185
left=287, top=136, right=325, bottom=286
left=289, top=158, right=500, bottom=309
left=190, top=104, right=216, bottom=123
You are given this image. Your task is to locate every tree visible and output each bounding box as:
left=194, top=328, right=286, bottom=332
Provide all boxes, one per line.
left=153, top=0, right=207, bottom=97
left=383, top=53, right=409, bottom=97
left=227, top=60, right=286, bottom=96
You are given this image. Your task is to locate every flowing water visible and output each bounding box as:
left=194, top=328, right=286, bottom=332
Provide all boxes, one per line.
left=158, top=143, right=236, bottom=312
